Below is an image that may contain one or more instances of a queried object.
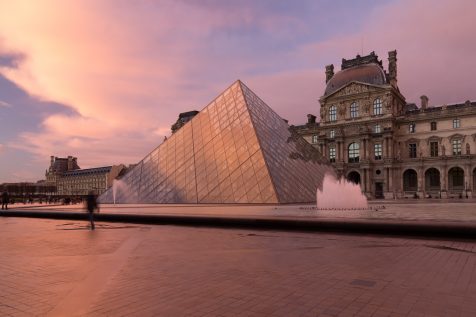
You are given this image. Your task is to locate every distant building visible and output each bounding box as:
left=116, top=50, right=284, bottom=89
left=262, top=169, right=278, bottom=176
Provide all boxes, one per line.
left=45, top=156, right=126, bottom=196
left=57, top=165, right=126, bottom=196
left=1, top=181, right=56, bottom=196
left=171, top=110, right=199, bottom=133
left=296, top=50, right=476, bottom=199
left=45, top=156, right=80, bottom=185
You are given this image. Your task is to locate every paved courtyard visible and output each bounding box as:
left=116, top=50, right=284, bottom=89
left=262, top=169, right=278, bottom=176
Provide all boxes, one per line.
left=1, top=217, right=476, bottom=316
left=10, top=200, right=476, bottom=223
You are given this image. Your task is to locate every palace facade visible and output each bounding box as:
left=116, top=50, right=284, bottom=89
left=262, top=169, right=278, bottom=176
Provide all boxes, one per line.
left=45, top=156, right=126, bottom=196
left=296, top=51, right=476, bottom=199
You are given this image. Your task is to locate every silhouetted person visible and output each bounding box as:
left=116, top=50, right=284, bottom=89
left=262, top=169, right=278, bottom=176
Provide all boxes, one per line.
left=86, top=191, right=99, bottom=230
left=1, top=191, right=9, bottom=210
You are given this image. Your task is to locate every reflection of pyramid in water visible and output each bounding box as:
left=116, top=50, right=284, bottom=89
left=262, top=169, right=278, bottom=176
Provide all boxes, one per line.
left=100, top=81, right=333, bottom=204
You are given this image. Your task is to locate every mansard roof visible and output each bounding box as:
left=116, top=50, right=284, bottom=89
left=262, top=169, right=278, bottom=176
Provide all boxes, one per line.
left=405, top=100, right=476, bottom=115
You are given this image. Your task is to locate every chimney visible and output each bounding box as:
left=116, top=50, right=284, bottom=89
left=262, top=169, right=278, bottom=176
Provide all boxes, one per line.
left=420, top=95, right=429, bottom=110
left=50, top=156, right=55, bottom=166
left=388, top=50, right=397, bottom=86
left=67, top=156, right=73, bottom=171
left=325, top=64, right=334, bottom=83
left=307, top=114, right=317, bottom=124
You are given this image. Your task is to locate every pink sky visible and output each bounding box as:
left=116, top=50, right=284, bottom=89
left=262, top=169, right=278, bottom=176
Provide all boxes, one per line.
left=0, top=0, right=475, bottom=182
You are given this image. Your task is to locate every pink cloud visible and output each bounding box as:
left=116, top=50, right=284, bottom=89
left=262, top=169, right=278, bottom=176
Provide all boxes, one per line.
left=0, top=0, right=475, bottom=181
left=298, top=0, right=476, bottom=107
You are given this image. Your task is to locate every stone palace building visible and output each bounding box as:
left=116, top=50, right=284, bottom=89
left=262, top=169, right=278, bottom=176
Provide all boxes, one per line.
left=45, top=156, right=126, bottom=196
left=296, top=51, right=476, bottom=199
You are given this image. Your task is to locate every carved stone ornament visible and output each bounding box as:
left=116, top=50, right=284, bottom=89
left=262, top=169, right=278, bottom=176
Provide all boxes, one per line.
left=362, top=101, right=370, bottom=113
left=449, top=133, right=465, bottom=142
left=338, top=103, right=346, bottom=116
left=320, top=106, right=326, bottom=120
left=426, top=136, right=443, bottom=145
left=332, top=83, right=370, bottom=98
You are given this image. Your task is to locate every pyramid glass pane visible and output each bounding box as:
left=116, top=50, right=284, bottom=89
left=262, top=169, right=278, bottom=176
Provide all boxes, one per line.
left=100, top=81, right=332, bottom=204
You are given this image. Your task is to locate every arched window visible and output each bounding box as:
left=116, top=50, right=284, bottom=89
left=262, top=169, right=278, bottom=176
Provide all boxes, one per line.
left=350, top=102, right=359, bottom=118
left=373, top=98, right=382, bottom=115
left=448, top=167, right=464, bottom=190
left=348, top=142, right=360, bottom=163
left=329, top=105, right=337, bottom=122
left=403, top=169, right=418, bottom=192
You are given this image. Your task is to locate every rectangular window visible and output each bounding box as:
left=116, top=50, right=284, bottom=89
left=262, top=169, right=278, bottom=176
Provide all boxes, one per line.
left=329, top=130, right=335, bottom=138
left=350, top=102, right=359, bottom=118
left=409, top=143, right=417, bottom=158
left=329, top=106, right=337, bottom=122
left=430, top=141, right=439, bottom=157
left=374, top=143, right=382, bottom=160
left=373, top=98, right=382, bottom=115
left=312, top=135, right=318, bottom=144
left=430, top=121, right=437, bottom=131
left=329, top=147, right=336, bottom=163
left=453, top=118, right=460, bottom=128
left=452, top=139, right=462, bottom=155
left=409, top=123, right=415, bottom=133
left=374, top=124, right=381, bottom=133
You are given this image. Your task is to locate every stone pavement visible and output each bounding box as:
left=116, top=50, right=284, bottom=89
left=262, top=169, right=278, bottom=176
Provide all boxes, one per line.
left=10, top=200, right=476, bottom=222
left=1, top=217, right=476, bottom=316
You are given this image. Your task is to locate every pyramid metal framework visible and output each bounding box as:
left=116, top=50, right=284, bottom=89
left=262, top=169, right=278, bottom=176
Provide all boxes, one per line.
left=100, top=81, right=333, bottom=204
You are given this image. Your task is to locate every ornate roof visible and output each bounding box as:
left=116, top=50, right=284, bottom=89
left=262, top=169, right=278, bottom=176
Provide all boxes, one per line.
left=324, top=63, right=387, bottom=96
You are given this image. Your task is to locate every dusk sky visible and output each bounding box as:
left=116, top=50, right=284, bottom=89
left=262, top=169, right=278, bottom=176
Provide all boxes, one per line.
left=0, top=0, right=475, bottom=182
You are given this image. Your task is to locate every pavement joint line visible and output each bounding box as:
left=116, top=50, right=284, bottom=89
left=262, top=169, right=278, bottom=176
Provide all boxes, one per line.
left=1, top=209, right=476, bottom=240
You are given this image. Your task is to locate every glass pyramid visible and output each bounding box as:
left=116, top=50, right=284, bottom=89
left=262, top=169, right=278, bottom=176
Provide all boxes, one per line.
left=100, top=81, right=333, bottom=204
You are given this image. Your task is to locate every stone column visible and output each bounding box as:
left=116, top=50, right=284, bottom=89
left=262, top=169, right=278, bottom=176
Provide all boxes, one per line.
left=362, top=169, right=366, bottom=192
left=386, top=168, right=390, bottom=191
left=383, top=137, right=387, bottom=158
left=362, top=139, right=366, bottom=160
left=464, top=165, right=471, bottom=198
left=336, top=141, right=340, bottom=161
left=441, top=165, right=448, bottom=198
left=341, top=142, right=345, bottom=162
left=417, top=167, right=424, bottom=198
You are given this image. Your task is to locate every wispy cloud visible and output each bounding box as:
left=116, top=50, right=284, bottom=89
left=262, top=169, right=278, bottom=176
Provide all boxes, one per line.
left=0, top=100, right=11, bottom=107
left=0, top=0, right=474, bottom=182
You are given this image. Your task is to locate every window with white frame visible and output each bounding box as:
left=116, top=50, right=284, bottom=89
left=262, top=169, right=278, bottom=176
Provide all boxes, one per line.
left=329, top=105, right=337, bottom=122
left=329, top=130, right=335, bottom=138
left=350, top=102, right=359, bottom=118
left=452, top=139, right=462, bottom=155
left=373, top=98, right=382, bottom=115
left=374, top=124, right=381, bottom=133
left=453, top=118, right=460, bottom=128
left=329, top=146, right=336, bottom=163
left=312, top=135, right=318, bottom=144
left=348, top=142, right=360, bottom=163
left=409, top=123, right=415, bottom=133
left=374, top=143, right=382, bottom=160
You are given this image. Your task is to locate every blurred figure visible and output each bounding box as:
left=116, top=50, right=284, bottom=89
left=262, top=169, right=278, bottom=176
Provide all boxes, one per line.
left=1, top=191, right=9, bottom=210
left=86, top=191, right=99, bottom=230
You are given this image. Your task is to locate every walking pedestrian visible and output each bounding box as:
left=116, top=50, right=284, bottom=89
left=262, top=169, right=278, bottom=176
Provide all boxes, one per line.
left=2, top=190, right=10, bottom=210
left=86, top=191, right=99, bottom=230
left=1, top=191, right=9, bottom=210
